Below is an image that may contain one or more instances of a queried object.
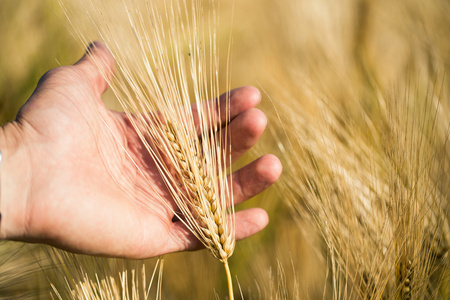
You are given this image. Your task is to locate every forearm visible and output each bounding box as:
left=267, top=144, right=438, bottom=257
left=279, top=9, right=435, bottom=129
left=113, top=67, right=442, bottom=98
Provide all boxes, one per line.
left=0, top=122, right=32, bottom=240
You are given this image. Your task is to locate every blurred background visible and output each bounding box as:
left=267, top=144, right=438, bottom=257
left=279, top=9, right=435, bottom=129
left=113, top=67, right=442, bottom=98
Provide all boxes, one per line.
left=1, top=0, right=449, bottom=299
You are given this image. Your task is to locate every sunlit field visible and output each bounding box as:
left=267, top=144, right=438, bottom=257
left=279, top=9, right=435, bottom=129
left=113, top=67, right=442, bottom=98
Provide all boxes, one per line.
left=0, top=0, right=448, bottom=299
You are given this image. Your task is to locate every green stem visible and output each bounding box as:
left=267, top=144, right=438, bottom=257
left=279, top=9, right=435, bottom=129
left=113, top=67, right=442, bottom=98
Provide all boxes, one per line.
left=224, top=260, right=234, bottom=300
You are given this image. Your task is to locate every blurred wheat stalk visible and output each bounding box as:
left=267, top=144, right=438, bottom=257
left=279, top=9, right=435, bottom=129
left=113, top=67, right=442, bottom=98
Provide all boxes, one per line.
left=264, top=0, right=450, bottom=298
left=273, top=76, right=449, bottom=299
left=48, top=249, right=164, bottom=300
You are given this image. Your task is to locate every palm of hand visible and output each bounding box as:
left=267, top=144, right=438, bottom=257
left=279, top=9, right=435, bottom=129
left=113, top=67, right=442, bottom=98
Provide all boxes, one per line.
left=8, top=43, right=281, bottom=258
left=17, top=64, right=179, bottom=257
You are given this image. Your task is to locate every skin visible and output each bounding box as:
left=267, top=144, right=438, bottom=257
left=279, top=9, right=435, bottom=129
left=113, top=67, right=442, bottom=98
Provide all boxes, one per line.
left=0, top=42, right=282, bottom=259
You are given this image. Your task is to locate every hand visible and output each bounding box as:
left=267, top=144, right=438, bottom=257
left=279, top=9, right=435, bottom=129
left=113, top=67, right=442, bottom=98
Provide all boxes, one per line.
left=0, top=42, right=282, bottom=259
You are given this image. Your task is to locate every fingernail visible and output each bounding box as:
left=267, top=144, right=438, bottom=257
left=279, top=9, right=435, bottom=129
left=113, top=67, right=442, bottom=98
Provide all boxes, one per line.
left=86, top=42, right=96, bottom=54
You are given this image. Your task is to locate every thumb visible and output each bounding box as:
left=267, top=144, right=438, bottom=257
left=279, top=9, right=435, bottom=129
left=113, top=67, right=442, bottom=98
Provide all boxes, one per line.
left=74, top=41, right=115, bottom=97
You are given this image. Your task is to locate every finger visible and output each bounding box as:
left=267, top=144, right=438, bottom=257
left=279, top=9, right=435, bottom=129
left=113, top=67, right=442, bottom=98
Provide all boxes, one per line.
left=231, top=154, right=282, bottom=205
left=192, top=86, right=262, bottom=134
left=164, top=207, right=269, bottom=253
left=224, top=108, right=267, bottom=163
left=121, top=86, right=260, bottom=144
left=234, top=208, right=269, bottom=240
left=74, top=41, right=115, bottom=97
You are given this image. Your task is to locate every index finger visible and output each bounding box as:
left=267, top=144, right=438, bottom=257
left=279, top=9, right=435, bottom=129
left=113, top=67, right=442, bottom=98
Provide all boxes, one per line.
left=191, top=86, right=262, bottom=135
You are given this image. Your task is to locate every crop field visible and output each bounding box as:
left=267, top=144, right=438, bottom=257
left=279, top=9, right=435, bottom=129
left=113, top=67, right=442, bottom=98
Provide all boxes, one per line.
left=0, top=0, right=449, bottom=299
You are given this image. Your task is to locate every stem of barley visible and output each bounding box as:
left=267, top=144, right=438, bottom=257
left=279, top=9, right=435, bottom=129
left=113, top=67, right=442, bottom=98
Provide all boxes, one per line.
left=224, top=260, right=234, bottom=300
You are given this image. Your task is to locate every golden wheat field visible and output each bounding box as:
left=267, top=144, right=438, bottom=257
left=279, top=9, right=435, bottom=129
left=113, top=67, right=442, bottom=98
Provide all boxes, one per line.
left=0, top=0, right=449, bottom=299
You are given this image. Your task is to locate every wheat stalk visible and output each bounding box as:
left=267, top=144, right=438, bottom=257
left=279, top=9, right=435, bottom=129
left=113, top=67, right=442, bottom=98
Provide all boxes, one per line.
left=162, top=119, right=235, bottom=298
left=46, top=247, right=164, bottom=300
left=164, top=120, right=235, bottom=261
left=251, top=0, right=450, bottom=297
left=269, top=73, right=449, bottom=299
left=61, top=0, right=236, bottom=298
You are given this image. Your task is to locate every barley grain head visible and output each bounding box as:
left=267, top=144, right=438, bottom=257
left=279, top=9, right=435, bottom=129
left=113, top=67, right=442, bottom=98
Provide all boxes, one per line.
left=60, top=0, right=236, bottom=298
left=62, top=0, right=235, bottom=262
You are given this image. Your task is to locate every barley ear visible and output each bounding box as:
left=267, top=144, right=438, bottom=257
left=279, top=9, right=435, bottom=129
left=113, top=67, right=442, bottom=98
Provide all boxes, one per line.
left=63, top=0, right=237, bottom=297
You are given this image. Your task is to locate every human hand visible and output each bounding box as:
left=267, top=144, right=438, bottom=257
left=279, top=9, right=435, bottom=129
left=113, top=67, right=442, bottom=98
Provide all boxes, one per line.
left=0, top=42, right=282, bottom=258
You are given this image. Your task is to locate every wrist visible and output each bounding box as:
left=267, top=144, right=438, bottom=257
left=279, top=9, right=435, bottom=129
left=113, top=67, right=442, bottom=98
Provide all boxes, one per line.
left=0, top=122, right=32, bottom=240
